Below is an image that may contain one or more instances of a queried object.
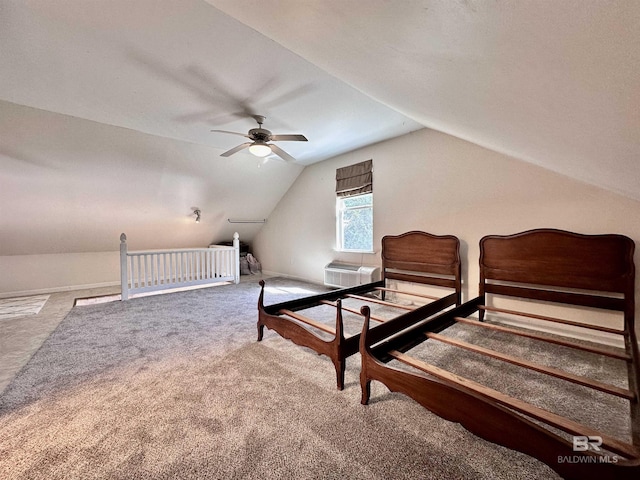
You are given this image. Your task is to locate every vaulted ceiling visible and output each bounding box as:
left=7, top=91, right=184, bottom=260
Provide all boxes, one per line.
left=1, top=1, right=639, bottom=255
left=209, top=0, right=640, bottom=200
left=1, top=0, right=421, bottom=166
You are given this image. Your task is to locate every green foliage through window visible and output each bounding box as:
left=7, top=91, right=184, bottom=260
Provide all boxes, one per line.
left=337, top=193, right=373, bottom=251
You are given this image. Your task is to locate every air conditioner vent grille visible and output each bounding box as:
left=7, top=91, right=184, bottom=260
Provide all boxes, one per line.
left=324, top=262, right=381, bottom=288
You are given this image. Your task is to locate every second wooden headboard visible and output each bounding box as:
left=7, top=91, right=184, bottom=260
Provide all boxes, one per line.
left=382, top=231, right=461, bottom=303
left=479, top=228, right=635, bottom=312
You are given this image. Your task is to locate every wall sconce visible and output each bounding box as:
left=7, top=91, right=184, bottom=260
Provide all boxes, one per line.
left=194, top=209, right=201, bottom=223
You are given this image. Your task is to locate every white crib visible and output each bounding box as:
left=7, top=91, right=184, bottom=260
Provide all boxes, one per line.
left=119, top=232, right=240, bottom=300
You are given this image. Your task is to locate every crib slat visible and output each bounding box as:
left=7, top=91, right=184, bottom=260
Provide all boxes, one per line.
left=206, top=250, right=211, bottom=279
left=187, top=252, right=191, bottom=281
left=183, top=252, right=188, bottom=282
left=191, top=251, right=195, bottom=281
left=180, top=252, right=184, bottom=282
left=202, top=250, right=207, bottom=279
left=196, top=251, right=201, bottom=280
left=194, top=251, right=198, bottom=280
left=134, top=255, right=138, bottom=288
left=188, top=251, right=191, bottom=281
left=189, top=252, right=198, bottom=282
left=167, top=253, right=171, bottom=284
left=162, top=253, right=167, bottom=285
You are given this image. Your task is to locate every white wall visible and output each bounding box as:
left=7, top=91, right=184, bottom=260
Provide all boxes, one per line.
left=253, top=128, right=640, bottom=344
left=0, top=252, right=120, bottom=297
left=0, top=101, right=304, bottom=296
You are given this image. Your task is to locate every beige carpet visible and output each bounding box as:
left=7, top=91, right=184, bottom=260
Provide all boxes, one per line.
left=0, top=278, right=629, bottom=479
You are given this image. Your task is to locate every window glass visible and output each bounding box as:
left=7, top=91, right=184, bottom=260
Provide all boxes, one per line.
left=337, top=193, right=373, bottom=251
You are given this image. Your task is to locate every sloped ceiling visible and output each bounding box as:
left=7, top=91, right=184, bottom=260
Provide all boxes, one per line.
left=210, top=0, right=640, bottom=201
left=0, top=0, right=421, bottom=164
left=0, top=0, right=420, bottom=255
left=1, top=1, right=639, bottom=256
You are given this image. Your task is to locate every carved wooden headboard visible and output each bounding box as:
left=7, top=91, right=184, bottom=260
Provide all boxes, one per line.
left=382, top=231, right=461, bottom=302
left=480, top=228, right=635, bottom=313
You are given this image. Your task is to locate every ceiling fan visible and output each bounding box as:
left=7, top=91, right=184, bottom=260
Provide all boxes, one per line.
left=211, top=115, right=307, bottom=162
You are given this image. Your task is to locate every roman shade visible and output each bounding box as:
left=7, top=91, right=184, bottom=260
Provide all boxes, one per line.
left=335, top=159, right=373, bottom=197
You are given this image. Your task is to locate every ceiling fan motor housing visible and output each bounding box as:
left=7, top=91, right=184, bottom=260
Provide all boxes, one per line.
left=248, top=128, right=272, bottom=142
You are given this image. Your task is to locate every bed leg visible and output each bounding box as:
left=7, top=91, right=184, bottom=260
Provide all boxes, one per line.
left=334, top=359, right=346, bottom=391
left=257, top=322, right=264, bottom=342
left=257, top=280, right=266, bottom=342
left=626, top=329, right=640, bottom=445
left=359, top=305, right=372, bottom=404
left=360, top=373, right=371, bottom=405
left=334, top=299, right=346, bottom=390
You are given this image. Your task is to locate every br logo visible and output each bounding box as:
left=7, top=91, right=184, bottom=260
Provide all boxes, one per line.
left=573, top=435, right=603, bottom=452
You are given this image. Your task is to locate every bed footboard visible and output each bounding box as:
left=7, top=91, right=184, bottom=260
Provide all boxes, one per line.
left=257, top=279, right=376, bottom=389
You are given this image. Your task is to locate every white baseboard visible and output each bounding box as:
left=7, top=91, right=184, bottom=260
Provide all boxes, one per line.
left=0, top=281, right=120, bottom=299
left=260, top=270, right=322, bottom=286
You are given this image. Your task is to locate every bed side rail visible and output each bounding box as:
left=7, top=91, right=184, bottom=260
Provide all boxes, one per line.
left=260, top=279, right=385, bottom=315
left=369, top=296, right=483, bottom=362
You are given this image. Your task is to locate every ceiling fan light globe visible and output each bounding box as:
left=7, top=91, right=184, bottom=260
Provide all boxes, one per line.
left=249, top=144, right=271, bottom=157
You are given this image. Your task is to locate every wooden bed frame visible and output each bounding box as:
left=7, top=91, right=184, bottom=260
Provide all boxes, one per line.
left=257, top=231, right=461, bottom=390
left=359, top=229, right=639, bottom=479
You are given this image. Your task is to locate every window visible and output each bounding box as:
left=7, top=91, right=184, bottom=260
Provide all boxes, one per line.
left=335, top=159, right=373, bottom=252
left=336, top=193, right=373, bottom=252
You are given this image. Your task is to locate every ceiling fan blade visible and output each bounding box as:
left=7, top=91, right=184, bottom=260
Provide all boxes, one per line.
left=211, top=129, right=251, bottom=138
left=269, top=144, right=297, bottom=163
left=221, top=143, right=251, bottom=157
left=270, top=134, right=308, bottom=142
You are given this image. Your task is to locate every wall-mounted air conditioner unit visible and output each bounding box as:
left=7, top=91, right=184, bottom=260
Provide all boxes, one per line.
left=324, top=262, right=381, bottom=288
